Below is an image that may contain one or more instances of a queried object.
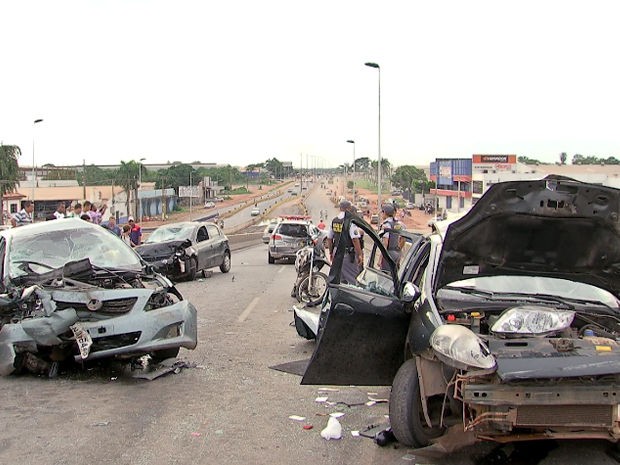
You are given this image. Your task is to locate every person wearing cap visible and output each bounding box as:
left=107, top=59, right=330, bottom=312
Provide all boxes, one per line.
left=326, top=199, right=364, bottom=284
left=127, top=216, right=142, bottom=247
left=379, top=203, right=405, bottom=271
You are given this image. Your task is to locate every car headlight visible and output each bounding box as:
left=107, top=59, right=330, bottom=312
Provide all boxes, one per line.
left=491, top=305, right=575, bottom=336
left=430, top=324, right=496, bottom=370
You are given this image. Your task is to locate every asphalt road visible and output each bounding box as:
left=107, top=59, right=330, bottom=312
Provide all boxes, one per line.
left=1, top=186, right=619, bottom=465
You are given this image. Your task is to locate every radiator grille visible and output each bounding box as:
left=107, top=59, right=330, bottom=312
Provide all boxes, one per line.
left=516, top=405, right=612, bottom=428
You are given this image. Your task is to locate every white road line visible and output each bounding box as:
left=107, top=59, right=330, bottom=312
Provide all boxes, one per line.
left=278, top=265, right=286, bottom=274
left=237, top=296, right=260, bottom=323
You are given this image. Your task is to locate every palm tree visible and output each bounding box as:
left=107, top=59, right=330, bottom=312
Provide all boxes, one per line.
left=0, top=145, right=22, bottom=225
left=115, top=160, right=140, bottom=218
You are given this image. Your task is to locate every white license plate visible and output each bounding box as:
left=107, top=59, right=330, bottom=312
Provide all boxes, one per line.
left=70, top=324, right=93, bottom=359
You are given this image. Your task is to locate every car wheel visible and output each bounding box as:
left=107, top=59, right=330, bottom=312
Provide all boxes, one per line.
left=268, top=252, right=275, bottom=264
left=389, top=358, right=446, bottom=447
left=297, top=272, right=328, bottom=306
left=186, top=257, right=197, bottom=281
left=151, top=347, right=180, bottom=362
left=220, top=251, right=231, bottom=273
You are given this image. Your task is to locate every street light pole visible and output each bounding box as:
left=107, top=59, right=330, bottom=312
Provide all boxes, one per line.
left=364, top=62, right=381, bottom=211
left=32, top=119, right=43, bottom=206
left=346, top=140, right=356, bottom=204
left=138, top=157, right=145, bottom=223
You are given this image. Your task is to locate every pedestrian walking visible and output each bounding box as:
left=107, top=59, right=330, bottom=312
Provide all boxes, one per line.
left=379, top=203, right=406, bottom=271
left=11, top=201, right=34, bottom=227
left=128, top=217, right=142, bottom=246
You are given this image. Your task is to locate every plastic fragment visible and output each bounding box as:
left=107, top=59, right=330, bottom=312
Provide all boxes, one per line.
left=289, top=415, right=306, bottom=421
left=320, top=416, right=342, bottom=440
left=302, top=424, right=313, bottom=430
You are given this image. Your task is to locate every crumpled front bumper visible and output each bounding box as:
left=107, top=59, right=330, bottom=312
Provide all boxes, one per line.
left=0, top=300, right=197, bottom=376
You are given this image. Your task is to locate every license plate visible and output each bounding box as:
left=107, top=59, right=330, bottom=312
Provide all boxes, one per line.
left=70, top=324, right=93, bottom=359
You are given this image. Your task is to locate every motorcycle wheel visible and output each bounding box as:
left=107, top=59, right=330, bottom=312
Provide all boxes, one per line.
left=297, top=272, right=328, bottom=306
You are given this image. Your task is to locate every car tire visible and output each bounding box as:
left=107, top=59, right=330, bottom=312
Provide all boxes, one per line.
left=220, top=251, right=231, bottom=273
left=186, top=257, right=197, bottom=281
left=297, top=272, right=328, bottom=306
left=151, top=347, right=180, bottom=362
left=389, top=358, right=446, bottom=448
left=268, top=252, right=275, bottom=264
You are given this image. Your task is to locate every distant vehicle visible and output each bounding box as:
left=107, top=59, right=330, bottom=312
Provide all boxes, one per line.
left=204, top=201, right=215, bottom=209
left=262, top=219, right=279, bottom=244
left=135, top=221, right=231, bottom=281
left=213, top=197, right=224, bottom=202
left=268, top=217, right=323, bottom=264
left=251, top=208, right=261, bottom=216
left=291, top=191, right=298, bottom=196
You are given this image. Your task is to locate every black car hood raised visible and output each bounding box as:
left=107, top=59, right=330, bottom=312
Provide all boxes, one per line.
left=436, top=176, right=620, bottom=296
left=135, top=240, right=187, bottom=260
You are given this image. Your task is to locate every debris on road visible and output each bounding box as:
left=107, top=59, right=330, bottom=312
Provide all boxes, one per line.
left=131, top=358, right=197, bottom=381
left=320, top=416, right=342, bottom=440
left=288, top=415, right=306, bottom=421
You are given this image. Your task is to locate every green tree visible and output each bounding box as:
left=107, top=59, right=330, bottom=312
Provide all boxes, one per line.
left=0, top=145, right=22, bottom=225
left=391, top=165, right=430, bottom=196
left=518, top=156, right=545, bottom=164
left=560, top=152, right=567, bottom=165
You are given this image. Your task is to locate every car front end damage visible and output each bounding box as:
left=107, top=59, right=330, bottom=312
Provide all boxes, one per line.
left=413, top=301, right=620, bottom=445
left=136, top=240, right=196, bottom=280
left=0, top=270, right=197, bottom=376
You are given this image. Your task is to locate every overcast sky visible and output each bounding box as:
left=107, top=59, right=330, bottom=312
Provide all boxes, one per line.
left=1, top=0, right=619, bottom=170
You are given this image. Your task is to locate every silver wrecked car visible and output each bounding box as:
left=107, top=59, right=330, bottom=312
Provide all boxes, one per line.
left=0, top=219, right=197, bottom=376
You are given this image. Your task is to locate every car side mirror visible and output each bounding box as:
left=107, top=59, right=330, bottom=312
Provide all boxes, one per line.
left=401, top=282, right=421, bottom=303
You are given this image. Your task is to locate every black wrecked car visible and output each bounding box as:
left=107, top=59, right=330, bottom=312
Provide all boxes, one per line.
left=0, top=219, right=197, bottom=376
left=302, top=176, right=620, bottom=450
left=136, top=221, right=231, bottom=281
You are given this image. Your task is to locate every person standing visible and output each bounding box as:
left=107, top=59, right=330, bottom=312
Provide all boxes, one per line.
left=11, top=201, right=34, bottom=227
left=53, top=201, right=67, bottom=219
left=128, top=216, right=142, bottom=247
left=379, top=203, right=405, bottom=271
left=104, top=216, right=121, bottom=236
left=121, top=224, right=132, bottom=246
left=67, top=202, right=83, bottom=218
left=326, top=199, right=364, bottom=285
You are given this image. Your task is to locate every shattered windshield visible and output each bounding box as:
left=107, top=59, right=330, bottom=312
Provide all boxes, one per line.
left=440, top=275, right=620, bottom=309
left=8, top=224, right=142, bottom=278
left=146, top=225, right=194, bottom=243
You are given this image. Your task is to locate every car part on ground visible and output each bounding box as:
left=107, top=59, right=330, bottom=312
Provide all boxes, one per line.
left=300, top=176, right=620, bottom=450
left=0, top=219, right=198, bottom=377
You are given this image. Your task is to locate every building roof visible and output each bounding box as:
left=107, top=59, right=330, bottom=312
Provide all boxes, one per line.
left=16, top=185, right=124, bottom=203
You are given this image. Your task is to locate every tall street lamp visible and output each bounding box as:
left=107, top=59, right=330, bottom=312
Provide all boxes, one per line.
left=364, top=62, right=381, bottom=211
left=32, top=119, right=44, bottom=206
left=346, top=140, right=356, bottom=204
left=138, top=157, right=146, bottom=222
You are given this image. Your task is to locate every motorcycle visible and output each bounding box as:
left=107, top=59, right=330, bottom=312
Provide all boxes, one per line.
left=290, top=232, right=330, bottom=306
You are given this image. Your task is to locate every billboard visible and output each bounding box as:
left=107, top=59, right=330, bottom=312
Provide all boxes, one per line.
left=178, top=186, right=201, bottom=198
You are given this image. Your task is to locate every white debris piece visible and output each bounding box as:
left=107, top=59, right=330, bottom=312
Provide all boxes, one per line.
left=315, top=396, right=329, bottom=403
left=320, top=416, right=342, bottom=440
left=288, top=415, right=306, bottom=421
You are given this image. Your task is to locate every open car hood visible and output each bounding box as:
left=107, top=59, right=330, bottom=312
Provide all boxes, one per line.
left=436, top=176, right=620, bottom=296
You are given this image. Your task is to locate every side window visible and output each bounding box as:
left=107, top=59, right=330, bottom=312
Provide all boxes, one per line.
left=206, top=224, right=220, bottom=238
left=197, top=227, right=209, bottom=243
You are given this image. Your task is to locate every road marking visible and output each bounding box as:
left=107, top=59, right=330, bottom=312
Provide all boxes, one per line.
left=237, top=297, right=260, bottom=323
left=278, top=265, right=286, bottom=274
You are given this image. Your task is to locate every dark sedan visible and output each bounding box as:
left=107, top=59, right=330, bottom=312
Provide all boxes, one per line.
left=135, top=221, right=231, bottom=281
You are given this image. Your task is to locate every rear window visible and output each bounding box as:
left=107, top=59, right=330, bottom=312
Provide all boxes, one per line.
left=277, top=223, right=307, bottom=238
